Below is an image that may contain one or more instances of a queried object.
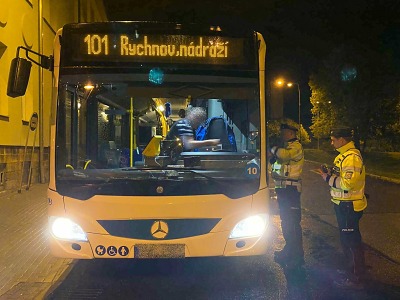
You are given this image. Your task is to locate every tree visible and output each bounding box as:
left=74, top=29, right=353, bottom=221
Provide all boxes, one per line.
left=309, top=43, right=400, bottom=151
left=267, top=118, right=310, bottom=148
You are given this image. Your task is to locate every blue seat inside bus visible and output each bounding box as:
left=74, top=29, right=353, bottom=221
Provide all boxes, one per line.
left=198, top=117, right=237, bottom=152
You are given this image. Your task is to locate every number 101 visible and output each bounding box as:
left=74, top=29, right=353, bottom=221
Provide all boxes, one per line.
left=84, top=34, right=109, bottom=55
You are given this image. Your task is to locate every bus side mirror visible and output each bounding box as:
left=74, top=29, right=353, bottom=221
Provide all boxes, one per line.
left=7, top=57, right=32, bottom=98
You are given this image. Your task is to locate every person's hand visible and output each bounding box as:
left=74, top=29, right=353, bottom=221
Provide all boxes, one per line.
left=320, top=164, right=330, bottom=174
left=320, top=170, right=328, bottom=181
left=317, top=168, right=329, bottom=181
left=208, top=139, right=220, bottom=146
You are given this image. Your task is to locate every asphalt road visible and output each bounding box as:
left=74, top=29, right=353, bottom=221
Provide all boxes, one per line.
left=302, top=160, right=400, bottom=265
left=45, top=161, right=400, bottom=299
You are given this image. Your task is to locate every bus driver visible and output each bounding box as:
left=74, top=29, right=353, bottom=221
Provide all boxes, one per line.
left=165, top=107, right=220, bottom=151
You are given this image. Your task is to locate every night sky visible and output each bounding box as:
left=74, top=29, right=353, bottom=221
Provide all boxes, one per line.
left=102, top=0, right=400, bottom=125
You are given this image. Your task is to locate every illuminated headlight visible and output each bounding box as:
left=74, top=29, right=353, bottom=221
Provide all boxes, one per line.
left=49, top=217, right=88, bottom=242
left=229, top=214, right=268, bottom=239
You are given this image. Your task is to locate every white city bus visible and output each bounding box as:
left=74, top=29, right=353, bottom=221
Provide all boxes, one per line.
left=9, top=21, right=269, bottom=259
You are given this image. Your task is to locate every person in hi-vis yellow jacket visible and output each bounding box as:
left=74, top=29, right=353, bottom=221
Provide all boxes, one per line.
left=319, top=127, right=367, bottom=289
left=270, top=123, right=304, bottom=269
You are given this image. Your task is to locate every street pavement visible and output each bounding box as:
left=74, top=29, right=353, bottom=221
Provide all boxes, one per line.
left=0, top=184, right=72, bottom=299
left=0, top=162, right=399, bottom=299
left=303, top=161, right=400, bottom=265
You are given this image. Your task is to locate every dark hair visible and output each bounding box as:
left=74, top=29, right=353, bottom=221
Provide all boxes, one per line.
left=330, top=127, right=354, bottom=139
left=178, top=109, right=186, bottom=118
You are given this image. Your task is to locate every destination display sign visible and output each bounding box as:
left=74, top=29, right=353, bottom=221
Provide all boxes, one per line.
left=61, top=32, right=251, bottom=67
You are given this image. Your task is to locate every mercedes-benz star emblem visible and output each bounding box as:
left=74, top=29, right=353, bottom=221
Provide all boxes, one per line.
left=151, top=220, right=169, bottom=239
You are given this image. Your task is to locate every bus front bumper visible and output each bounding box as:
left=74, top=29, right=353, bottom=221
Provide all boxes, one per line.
left=49, top=223, right=270, bottom=259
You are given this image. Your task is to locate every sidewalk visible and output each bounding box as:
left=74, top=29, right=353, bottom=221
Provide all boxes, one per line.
left=0, top=184, right=72, bottom=300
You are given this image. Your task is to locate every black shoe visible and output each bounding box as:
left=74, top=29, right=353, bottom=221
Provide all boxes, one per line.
left=334, top=277, right=363, bottom=290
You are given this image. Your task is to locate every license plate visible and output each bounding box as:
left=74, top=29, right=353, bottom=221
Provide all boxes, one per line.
left=134, top=244, right=185, bottom=258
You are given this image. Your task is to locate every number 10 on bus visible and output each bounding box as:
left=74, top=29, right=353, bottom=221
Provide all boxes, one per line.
left=84, top=34, right=109, bottom=55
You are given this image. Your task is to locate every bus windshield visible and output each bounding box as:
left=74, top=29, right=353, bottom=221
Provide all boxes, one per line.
left=54, top=23, right=263, bottom=199
left=55, top=72, right=260, bottom=198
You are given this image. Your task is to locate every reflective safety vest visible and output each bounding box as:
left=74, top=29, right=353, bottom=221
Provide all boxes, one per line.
left=328, top=141, right=367, bottom=211
left=271, top=138, right=304, bottom=186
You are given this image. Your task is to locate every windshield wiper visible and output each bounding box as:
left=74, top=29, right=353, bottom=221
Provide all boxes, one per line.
left=60, top=166, right=244, bottom=182
left=171, top=168, right=235, bottom=182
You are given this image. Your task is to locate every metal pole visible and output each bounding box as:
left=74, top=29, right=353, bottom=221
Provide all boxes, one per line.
left=38, top=0, right=45, bottom=183
left=130, top=97, right=133, bottom=167
left=297, top=83, right=301, bottom=141
left=26, top=129, right=37, bottom=190
left=78, top=0, right=81, bottom=22
left=317, top=110, right=320, bottom=150
left=18, top=129, right=30, bottom=193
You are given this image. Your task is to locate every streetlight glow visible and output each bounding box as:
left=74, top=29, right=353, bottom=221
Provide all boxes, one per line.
left=84, top=84, right=95, bottom=90
left=274, top=78, right=302, bottom=141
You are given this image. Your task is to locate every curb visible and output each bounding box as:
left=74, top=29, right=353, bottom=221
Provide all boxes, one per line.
left=37, top=260, right=76, bottom=299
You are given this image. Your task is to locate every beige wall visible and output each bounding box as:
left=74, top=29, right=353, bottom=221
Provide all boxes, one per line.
left=0, top=0, right=107, bottom=191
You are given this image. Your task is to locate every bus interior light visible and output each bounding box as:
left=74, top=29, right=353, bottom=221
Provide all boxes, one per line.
left=229, top=214, right=268, bottom=239
left=157, top=104, right=165, bottom=112
left=49, top=216, right=88, bottom=242
left=84, top=84, right=95, bottom=90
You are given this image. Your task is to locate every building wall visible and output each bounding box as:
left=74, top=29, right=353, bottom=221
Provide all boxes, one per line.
left=0, top=0, right=107, bottom=192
